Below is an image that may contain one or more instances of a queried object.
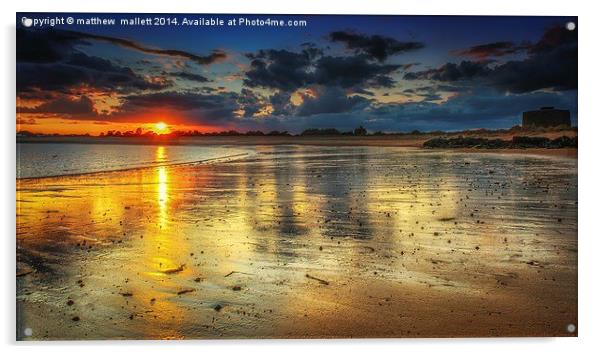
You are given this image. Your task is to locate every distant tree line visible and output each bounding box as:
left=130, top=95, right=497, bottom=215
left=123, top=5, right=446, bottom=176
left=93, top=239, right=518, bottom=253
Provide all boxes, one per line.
left=17, top=124, right=577, bottom=139
left=95, top=125, right=372, bottom=137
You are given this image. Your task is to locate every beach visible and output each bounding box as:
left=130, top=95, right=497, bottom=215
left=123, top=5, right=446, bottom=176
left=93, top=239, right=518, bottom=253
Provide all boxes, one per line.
left=16, top=144, right=577, bottom=339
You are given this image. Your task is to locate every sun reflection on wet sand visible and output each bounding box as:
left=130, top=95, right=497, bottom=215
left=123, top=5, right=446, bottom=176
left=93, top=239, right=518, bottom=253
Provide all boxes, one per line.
left=16, top=146, right=577, bottom=339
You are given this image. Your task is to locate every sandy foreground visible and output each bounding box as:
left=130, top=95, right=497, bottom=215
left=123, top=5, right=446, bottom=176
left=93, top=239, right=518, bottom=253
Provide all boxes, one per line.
left=16, top=145, right=577, bottom=339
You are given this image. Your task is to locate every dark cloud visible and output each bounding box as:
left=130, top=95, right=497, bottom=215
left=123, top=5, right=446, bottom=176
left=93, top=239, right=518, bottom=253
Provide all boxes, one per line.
left=17, top=28, right=84, bottom=63
left=313, top=55, right=400, bottom=88
left=237, top=88, right=264, bottom=117
left=244, top=49, right=315, bottom=91
left=401, top=86, right=443, bottom=102
left=17, top=28, right=178, bottom=95
left=20, top=95, right=97, bottom=115
left=17, top=52, right=169, bottom=94
left=72, top=32, right=227, bottom=65
left=329, top=31, right=424, bottom=62
left=65, top=30, right=227, bottom=66
left=171, top=71, right=211, bottom=82
left=269, top=91, right=295, bottom=116
left=17, top=28, right=226, bottom=66
left=120, top=91, right=239, bottom=122
left=123, top=91, right=234, bottom=110
left=453, top=41, right=528, bottom=60
left=528, top=25, right=576, bottom=55
left=19, top=89, right=245, bottom=125
left=244, top=48, right=401, bottom=92
left=405, top=25, right=577, bottom=93
left=404, top=61, right=491, bottom=82
left=296, top=87, right=370, bottom=116
left=16, top=28, right=228, bottom=98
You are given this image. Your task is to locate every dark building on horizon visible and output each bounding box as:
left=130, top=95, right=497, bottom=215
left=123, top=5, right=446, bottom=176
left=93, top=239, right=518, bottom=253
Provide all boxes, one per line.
left=522, top=107, right=571, bottom=128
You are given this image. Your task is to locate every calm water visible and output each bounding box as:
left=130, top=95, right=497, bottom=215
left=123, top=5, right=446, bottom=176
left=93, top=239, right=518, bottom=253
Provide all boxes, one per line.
left=17, top=143, right=252, bottom=179
left=16, top=145, right=577, bottom=339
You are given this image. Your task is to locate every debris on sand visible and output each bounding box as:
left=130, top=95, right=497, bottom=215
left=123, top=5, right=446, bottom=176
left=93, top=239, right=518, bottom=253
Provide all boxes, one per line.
left=120, top=292, right=133, bottom=297
left=194, top=277, right=202, bottom=282
left=224, top=271, right=252, bottom=277
left=16, top=269, right=34, bottom=277
left=177, top=289, right=195, bottom=295
left=362, top=246, right=376, bottom=252
left=162, top=264, right=185, bottom=274
left=305, top=273, right=329, bottom=285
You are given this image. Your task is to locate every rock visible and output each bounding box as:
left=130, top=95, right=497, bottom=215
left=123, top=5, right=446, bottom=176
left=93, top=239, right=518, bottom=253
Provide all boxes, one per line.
left=177, top=289, right=195, bottom=295
left=214, top=304, right=223, bottom=312
left=162, top=264, right=185, bottom=274
left=66, top=300, right=74, bottom=306
left=549, top=136, right=577, bottom=148
left=423, top=136, right=508, bottom=149
left=510, top=136, right=550, bottom=148
left=71, top=316, right=80, bottom=321
left=305, top=273, right=330, bottom=285
left=16, top=269, right=33, bottom=277
left=423, top=135, right=576, bottom=150
left=232, top=285, right=242, bottom=291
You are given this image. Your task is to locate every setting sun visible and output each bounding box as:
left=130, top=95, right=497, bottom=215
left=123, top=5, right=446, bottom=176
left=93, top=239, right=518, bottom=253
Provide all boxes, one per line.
left=155, top=121, right=168, bottom=132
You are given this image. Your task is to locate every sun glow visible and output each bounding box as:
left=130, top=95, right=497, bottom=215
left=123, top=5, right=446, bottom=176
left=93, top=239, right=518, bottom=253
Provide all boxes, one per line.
left=155, top=122, right=168, bottom=133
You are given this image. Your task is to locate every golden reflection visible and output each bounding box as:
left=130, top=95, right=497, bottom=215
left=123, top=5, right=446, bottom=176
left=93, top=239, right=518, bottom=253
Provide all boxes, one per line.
left=155, top=146, right=169, bottom=228
left=156, top=146, right=166, bottom=162
left=157, top=167, right=168, bottom=210
left=16, top=146, right=578, bottom=339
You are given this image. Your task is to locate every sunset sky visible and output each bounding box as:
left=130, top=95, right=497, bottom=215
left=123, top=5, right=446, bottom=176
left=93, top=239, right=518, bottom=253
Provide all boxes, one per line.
left=17, top=14, right=577, bottom=135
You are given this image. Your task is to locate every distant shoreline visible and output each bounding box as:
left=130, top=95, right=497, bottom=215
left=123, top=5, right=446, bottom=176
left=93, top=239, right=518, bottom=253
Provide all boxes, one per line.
left=16, top=130, right=577, bottom=159
left=17, top=128, right=577, bottom=145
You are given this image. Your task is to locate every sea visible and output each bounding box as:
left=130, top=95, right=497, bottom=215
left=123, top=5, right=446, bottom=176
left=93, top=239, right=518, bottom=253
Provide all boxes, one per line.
left=16, top=143, right=250, bottom=179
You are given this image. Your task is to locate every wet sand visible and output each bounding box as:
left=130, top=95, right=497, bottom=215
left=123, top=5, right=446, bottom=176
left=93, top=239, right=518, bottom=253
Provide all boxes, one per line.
left=16, top=145, right=577, bottom=339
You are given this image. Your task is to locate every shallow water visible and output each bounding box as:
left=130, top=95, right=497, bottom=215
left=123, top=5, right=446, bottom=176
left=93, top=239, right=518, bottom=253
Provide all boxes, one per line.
left=16, top=145, right=577, bottom=339
left=17, top=143, right=251, bottom=178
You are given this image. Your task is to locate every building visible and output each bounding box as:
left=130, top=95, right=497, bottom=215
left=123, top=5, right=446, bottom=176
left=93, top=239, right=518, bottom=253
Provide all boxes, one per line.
left=522, top=107, right=571, bottom=128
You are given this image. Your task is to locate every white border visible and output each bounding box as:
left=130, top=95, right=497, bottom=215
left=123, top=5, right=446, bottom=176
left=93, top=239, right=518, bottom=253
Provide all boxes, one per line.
left=2, top=1, right=600, bottom=353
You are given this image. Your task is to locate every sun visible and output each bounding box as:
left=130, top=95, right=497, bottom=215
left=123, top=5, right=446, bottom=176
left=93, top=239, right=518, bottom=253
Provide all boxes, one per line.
left=154, top=122, right=168, bottom=132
